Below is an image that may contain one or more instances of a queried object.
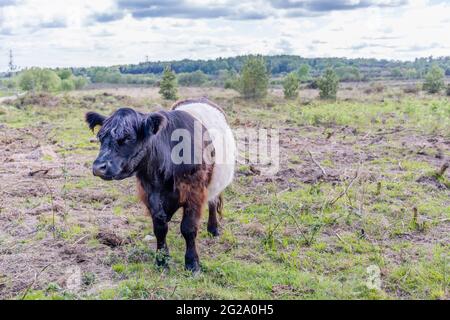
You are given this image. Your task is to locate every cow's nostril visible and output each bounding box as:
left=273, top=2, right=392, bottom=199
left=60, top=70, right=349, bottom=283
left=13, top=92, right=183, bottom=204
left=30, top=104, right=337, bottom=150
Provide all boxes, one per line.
left=93, top=161, right=107, bottom=176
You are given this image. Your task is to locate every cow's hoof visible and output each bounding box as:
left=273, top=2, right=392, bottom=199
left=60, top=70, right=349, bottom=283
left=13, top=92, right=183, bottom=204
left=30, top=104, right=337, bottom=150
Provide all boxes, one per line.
left=185, top=261, right=200, bottom=273
left=156, top=258, right=169, bottom=269
left=156, top=260, right=169, bottom=269
left=155, top=251, right=170, bottom=269
left=207, top=226, right=220, bottom=237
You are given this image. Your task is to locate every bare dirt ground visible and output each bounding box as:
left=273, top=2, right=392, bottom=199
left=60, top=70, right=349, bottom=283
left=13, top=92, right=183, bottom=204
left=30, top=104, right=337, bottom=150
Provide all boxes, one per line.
left=0, top=86, right=449, bottom=299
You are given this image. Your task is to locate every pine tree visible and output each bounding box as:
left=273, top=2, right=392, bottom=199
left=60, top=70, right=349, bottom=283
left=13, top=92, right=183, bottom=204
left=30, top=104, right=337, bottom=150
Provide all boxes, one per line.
left=297, top=64, right=311, bottom=82
left=283, top=72, right=300, bottom=99
left=159, top=66, right=178, bottom=100
left=239, top=55, right=269, bottom=99
left=318, top=69, right=339, bottom=100
left=423, top=64, right=445, bottom=94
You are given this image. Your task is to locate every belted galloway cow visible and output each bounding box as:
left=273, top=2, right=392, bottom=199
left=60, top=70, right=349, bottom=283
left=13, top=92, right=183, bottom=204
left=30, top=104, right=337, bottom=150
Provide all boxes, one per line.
left=85, top=98, right=235, bottom=272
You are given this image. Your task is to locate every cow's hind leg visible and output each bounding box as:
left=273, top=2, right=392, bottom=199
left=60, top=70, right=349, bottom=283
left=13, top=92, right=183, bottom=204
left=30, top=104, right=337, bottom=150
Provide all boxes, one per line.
left=181, top=209, right=201, bottom=272
left=207, top=193, right=223, bottom=237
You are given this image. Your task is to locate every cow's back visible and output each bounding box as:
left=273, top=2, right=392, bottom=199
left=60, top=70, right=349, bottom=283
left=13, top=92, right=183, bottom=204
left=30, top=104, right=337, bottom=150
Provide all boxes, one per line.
left=172, top=100, right=235, bottom=200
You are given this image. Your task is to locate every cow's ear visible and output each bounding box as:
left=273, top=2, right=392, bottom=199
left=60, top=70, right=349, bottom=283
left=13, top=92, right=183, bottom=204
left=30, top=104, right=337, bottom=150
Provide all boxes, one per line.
left=143, top=112, right=167, bottom=137
left=85, top=112, right=106, bottom=131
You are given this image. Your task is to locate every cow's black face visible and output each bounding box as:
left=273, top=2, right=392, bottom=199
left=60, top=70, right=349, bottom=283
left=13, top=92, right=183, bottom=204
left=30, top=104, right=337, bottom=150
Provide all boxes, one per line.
left=85, top=108, right=166, bottom=181
left=93, top=127, right=139, bottom=180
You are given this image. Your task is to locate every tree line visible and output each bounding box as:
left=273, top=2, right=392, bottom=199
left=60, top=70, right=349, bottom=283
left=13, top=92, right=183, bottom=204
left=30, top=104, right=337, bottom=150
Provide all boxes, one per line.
left=76, top=55, right=450, bottom=81
left=1, top=55, right=448, bottom=98
left=158, top=56, right=449, bottom=101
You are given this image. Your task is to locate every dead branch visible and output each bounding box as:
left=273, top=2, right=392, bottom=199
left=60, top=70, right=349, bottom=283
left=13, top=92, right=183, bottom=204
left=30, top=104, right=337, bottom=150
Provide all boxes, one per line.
left=437, top=162, right=449, bottom=177
left=20, top=264, right=52, bottom=300
left=307, top=150, right=327, bottom=177
left=28, top=169, right=49, bottom=176
left=328, top=166, right=360, bottom=206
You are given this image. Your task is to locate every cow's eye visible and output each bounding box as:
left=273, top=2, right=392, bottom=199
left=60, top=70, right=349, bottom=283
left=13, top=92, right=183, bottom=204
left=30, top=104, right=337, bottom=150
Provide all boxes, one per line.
left=116, top=137, right=129, bottom=146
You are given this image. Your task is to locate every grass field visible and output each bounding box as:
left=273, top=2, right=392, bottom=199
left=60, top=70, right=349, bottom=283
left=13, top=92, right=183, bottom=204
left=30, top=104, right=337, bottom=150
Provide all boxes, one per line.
left=0, top=85, right=449, bottom=299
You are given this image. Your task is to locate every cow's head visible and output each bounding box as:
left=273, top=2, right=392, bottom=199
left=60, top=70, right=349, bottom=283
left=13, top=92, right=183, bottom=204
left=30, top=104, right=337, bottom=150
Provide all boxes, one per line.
left=85, top=108, right=166, bottom=180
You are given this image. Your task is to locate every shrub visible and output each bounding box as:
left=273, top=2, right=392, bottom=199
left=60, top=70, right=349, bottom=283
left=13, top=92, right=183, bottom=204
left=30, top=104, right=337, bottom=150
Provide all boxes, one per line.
left=306, top=79, right=319, bottom=89
left=297, top=64, right=311, bottom=82
left=73, top=76, right=88, bottom=90
left=18, top=68, right=61, bottom=92
left=283, top=72, right=300, bottom=99
left=239, top=55, right=269, bottom=99
left=403, top=85, right=420, bottom=94
left=57, top=69, right=73, bottom=80
left=177, top=70, right=208, bottom=87
left=446, top=84, right=450, bottom=96
left=318, top=69, right=339, bottom=100
left=60, top=78, right=76, bottom=91
left=371, top=82, right=385, bottom=93
left=159, top=66, right=178, bottom=100
left=423, top=64, right=445, bottom=94
left=2, top=78, right=17, bottom=89
left=335, top=66, right=361, bottom=82
left=391, top=67, right=404, bottom=79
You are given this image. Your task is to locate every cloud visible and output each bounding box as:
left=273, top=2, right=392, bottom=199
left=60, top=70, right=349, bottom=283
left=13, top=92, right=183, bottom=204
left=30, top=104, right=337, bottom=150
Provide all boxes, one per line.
left=276, top=38, right=295, bottom=53
left=0, top=0, right=18, bottom=6
left=38, top=19, right=67, bottom=29
left=270, top=0, right=408, bottom=12
left=91, top=11, right=125, bottom=23
left=113, top=0, right=272, bottom=20
left=398, top=42, right=444, bottom=52
left=0, top=27, right=13, bottom=35
left=349, top=42, right=397, bottom=50
left=95, top=0, right=410, bottom=22
left=0, top=0, right=449, bottom=71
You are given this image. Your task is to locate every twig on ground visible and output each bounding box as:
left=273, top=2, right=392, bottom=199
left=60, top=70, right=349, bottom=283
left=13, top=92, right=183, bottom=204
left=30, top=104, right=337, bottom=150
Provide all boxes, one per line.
left=41, top=179, right=56, bottom=239
left=437, top=162, right=449, bottom=177
left=362, top=131, right=371, bottom=139
left=28, top=169, right=49, bottom=176
left=20, top=264, right=52, bottom=300
left=328, top=166, right=360, bottom=206
left=307, top=150, right=327, bottom=177
left=71, top=235, right=89, bottom=246
left=335, top=232, right=353, bottom=252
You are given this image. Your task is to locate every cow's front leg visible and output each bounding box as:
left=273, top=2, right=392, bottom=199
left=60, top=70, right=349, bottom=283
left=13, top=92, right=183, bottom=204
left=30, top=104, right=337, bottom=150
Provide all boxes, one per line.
left=181, top=204, right=202, bottom=272
left=148, top=193, right=170, bottom=268
left=152, top=215, right=169, bottom=268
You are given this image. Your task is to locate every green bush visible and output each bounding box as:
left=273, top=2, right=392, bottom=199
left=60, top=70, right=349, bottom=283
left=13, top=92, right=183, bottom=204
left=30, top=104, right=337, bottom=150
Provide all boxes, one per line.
left=318, top=69, right=339, bottom=100
left=297, top=64, right=311, bottom=82
left=283, top=72, right=300, bottom=99
left=423, top=64, right=445, bottom=94
left=159, top=66, right=178, bottom=100
left=335, top=66, right=361, bottom=82
left=1, top=78, right=17, bottom=89
left=177, top=70, right=208, bottom=86
left=446, top=84, right=450, bottom=96
left=56, top=69, right=73, bottom=80
left=15, top=68, right=88, bottom=92
left=60, top=78, right=76, bottom=91
left=73, top=76, right=88, bottom=90
left=19, top=68, right=61, bottom=92
left=306, top=79, right=319, bottom=89
left=87, top=67, right=156, bottom=85
left=239, top=55, right=269, bottom=99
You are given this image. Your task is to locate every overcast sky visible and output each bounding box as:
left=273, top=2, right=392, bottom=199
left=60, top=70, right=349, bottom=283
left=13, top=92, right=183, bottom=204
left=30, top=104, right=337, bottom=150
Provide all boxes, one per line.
left=0, top=0, right=449, bottom=71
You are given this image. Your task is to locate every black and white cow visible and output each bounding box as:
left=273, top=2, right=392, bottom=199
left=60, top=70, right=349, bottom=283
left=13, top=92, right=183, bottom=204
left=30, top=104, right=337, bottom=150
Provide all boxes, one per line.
left=85, top=98, right=235, bottom=272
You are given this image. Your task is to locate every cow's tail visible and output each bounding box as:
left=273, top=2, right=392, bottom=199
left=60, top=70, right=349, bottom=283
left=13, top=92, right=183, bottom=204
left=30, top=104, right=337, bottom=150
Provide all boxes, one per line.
left=217, top=193, right=224, bottom=219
